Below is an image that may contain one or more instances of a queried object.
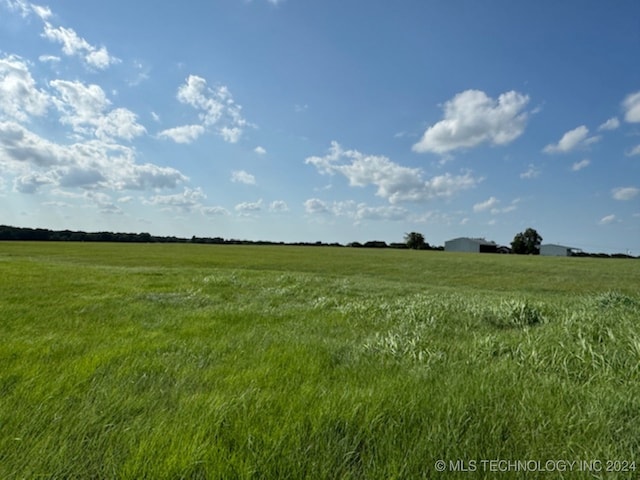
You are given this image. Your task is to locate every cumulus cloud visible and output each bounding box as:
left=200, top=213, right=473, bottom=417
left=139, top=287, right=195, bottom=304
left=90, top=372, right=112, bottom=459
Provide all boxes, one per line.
left=50, top=80, right=146, bottom=141
left=201, top=205, right=230, bottom=216
left=235, top=199, right=263, bottom=215
left=0, top=121, right=186, bottom=193
left=623, top=91, right=640, bottom=123
left=628, top=145, right=640, bottom=157
left=571, top=159, right=590, bottom=171
left=144, top=188, right=206, bottom=211
left=306, top=141, right=480, bottom=204
left=303, top=198, right=409, bottom=222
left=412, top=89, right=530, bottom=154
left=13, top=172, right=54, bottom=193
left=543, top=125, right=600, bottom=153
left=163, top=75, right=248, bottom=144
left=612, top=186, right=639, bottom=201
left=0, top=121, right=67, bottom=167
left=231, top=170, right=256, bottom=185
left=0, top=55, right=50, bottom=121
left=269, top=200, right=289, bottom=212
left=4, top=0, right=117, bottom=69
left=598, top=117, right=620, bottom=131
left=304, top=198, right=329, bottom=214
left=254, top=146, right=267, bottom=155
left=354, top=204, right=408, bottom=221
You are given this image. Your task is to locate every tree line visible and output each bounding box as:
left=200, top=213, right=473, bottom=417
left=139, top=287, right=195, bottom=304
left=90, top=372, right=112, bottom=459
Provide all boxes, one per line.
left=0, top=225, right=635, bottom=258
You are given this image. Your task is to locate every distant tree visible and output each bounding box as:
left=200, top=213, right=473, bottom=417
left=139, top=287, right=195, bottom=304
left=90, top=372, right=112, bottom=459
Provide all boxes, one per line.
left=404, top=232, right=428, bottom=250
left=511, top=228, right=542, bottom=255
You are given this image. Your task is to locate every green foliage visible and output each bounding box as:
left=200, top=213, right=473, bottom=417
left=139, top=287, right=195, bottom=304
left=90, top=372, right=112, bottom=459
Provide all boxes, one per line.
left=0, top=243, right=639, bottom=479
left=511, top=227, right=543, bottom=255
left=404, top=231, right=427, bottom=250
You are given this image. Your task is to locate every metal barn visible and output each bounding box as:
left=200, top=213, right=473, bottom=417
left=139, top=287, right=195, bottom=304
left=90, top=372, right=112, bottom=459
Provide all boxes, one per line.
left=444, top=237, right=497, bottom=253
left=540, top=244, right=577, bottom=256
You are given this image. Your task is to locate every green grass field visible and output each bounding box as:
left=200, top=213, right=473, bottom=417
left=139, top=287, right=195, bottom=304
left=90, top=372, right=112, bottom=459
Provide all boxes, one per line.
left=1, top=242, right=639, bottom=479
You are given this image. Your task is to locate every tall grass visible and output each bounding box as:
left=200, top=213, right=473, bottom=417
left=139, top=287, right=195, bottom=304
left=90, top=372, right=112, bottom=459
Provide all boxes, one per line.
left=0, top=243, right=639, bottom=478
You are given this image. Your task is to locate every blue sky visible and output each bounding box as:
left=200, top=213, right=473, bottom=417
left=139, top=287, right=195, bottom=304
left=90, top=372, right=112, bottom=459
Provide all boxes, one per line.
left=1, top=0, right=639, bottom=253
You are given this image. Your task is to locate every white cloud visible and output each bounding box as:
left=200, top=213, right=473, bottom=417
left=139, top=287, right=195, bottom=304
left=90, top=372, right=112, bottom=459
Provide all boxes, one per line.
left=623, top=91, right=640, bottom=123
left=4, top=0, right=32, bottom=17
left=219, top=126, right=242, bottom=144
left=201, top=205, right=229, bottom=216
left=412, top=89, right=530, bottom=154
left=0, top=121, right=186, bottom=193
left=0, top=55, right=50, bottom=121
left=50, top=80, right=146, bottom=141
left=254, top=146, right=267, bottom=155
left=612, top=186, right=639, bottom=201
left=520, top=164, right=540, bottom=179
left=231, top=170, right=256, bottom=185
left=354, top=204, right=408, bottom=221
left=598, top=117, right=620, bottom=131
left=144, top=188, right=206, bottom=211
left=571, top=159, right=590, bottom=171
left=30, top=3, right=51, bottom=20
left=599, top=214, right=616, bottom=225
left=269, top=200, right=289, bottom=212
left=302, top=198, right=408, bottom=222
left=13, top=172, right=54, bottom=193
left=38, top=54, right=60, bottom=63
left=168, top=75, right=248, bottom=144
left=543, top=125, right=600, bottom=154
left=158, top=124, right=205, bottom=144
left=627, top=145, right=640, bottom=156
left=0, top=121, right=67, bottom=167
left=235, top=199, right=263, bottom=215
left=306, top=141, right=480, bottom=204
left=473, top=196, right=499, bottom=212
left=41, top=23, right=119, bottom=70
left=304, top=198, right=329, bottom=214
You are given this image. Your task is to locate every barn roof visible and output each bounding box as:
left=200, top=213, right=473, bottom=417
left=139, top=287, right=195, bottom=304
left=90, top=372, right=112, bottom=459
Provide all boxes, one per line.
left=446, top=237, right=497, bottom=246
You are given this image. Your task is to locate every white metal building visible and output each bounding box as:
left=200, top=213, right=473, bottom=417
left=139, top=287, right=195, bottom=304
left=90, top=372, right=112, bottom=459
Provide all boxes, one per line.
left=540, top=244, right=578, bottom=256
left=444, top=237, right=497, bottom=253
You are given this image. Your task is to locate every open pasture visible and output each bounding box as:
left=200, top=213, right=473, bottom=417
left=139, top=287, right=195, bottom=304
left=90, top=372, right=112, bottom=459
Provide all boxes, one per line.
left=1, top=242, right=639, bottom=479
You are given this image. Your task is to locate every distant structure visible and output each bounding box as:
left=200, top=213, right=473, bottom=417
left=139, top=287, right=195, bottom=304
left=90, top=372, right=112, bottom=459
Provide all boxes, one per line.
left=540, top=244, right=581, bottom=257
left=444, top=237, right=497, bottom=253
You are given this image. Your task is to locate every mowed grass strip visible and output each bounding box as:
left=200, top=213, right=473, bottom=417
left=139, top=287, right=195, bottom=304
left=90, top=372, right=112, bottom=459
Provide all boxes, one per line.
left=0, top=242, right=639, bottom=479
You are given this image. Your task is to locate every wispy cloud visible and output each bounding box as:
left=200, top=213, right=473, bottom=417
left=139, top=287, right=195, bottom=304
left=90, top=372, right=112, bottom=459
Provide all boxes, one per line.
left=157, top=124, right=204, bottom=144
left=628, top=145, right=640, bottom=157
left=571, top=159, right=590, bottom=171
left=612, top=186, right=639, bottom=201
left=543, top=125, right=600, bottom=154
left=412, top=89, right=530, bottom=154
left=520, top=164, right=540, bottom=179
left=623, top=91, right=640, bottom=123
left=598, top=117, right=619, bottom=131
left=473, top=196, right=499, bottom=212
left=599, top=214, right=616, bottom=225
